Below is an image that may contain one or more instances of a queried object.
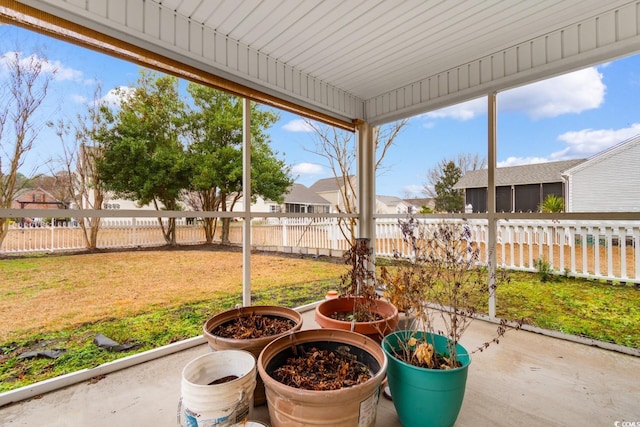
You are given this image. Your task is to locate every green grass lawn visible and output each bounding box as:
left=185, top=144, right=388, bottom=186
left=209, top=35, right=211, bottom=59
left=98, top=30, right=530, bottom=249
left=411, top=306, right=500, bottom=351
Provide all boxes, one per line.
left=497, top=271, right=640, bottom=348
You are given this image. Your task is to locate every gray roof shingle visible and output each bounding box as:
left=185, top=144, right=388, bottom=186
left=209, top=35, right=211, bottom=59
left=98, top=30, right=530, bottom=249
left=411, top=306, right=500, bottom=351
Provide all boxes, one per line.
left=376, top=195, right=404, bottom=206
left=454, top=159, right=586, bottom=189
left=309, top=176, right=355, bottom=193
left=284, top=183, right=331, bottom=205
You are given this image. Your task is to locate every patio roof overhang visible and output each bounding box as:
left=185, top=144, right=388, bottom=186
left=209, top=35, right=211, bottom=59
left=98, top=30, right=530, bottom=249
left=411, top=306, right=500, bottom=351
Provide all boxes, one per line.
left=2, top=0, right=640, bottom=129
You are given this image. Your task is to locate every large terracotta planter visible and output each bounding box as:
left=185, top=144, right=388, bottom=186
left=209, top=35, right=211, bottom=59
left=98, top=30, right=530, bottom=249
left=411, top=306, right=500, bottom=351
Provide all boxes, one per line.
left=258, top=328, right=387, bottom=427
left=314, top=296, right=398, bottom=343
left=203, top=305, right=303, bottom=406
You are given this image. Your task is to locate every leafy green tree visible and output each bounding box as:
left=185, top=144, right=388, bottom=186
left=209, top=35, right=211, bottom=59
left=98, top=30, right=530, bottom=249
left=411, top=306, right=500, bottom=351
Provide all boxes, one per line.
left=424, top=153, right=486, bottom=198
left=96, top=70, right=191, bottom=245
left=434, top=161, right=464, bottom=212
left=185, top=84, right=292, bottom=244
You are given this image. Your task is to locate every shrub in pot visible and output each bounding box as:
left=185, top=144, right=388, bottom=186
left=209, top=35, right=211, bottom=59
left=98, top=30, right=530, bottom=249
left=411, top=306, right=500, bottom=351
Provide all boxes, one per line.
left=315, top=238, right=398, bottom=342
left=379, top=218, right=522, bottom=427
left=203, top=305, right=303, bottom=406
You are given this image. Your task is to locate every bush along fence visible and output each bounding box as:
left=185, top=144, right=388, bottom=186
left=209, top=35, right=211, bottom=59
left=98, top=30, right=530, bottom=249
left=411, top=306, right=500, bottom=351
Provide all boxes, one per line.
left=2, top=217, right=639, bottom=284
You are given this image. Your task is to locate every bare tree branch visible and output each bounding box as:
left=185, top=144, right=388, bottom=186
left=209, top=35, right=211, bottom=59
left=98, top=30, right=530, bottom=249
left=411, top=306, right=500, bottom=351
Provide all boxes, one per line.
left=423, top=153, right=487, bottom=198
left=0, top=50, right=54, bottom=247
left=304, top=119, right=409, bottom=243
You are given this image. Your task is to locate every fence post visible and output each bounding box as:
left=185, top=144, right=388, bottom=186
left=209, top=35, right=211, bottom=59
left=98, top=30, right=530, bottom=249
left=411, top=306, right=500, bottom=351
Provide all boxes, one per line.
left=635, top=228, right=640, bottom=281
left=132, top=217, right=137, bottom=247
left=50, top=220, right=55, bottom=253
left=281, top=218, right=287, bottom=247
left=621, top=227, right=628, bottom=280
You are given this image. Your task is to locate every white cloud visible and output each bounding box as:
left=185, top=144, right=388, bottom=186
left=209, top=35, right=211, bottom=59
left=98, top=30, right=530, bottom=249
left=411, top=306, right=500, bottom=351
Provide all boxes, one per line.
left=291, top=162, right=324, bottom=176
left=0, top=51, right=84, bottom=82
left=498, top=156, right=552, bottom=167
left=421, top=67, right=605, bottom=122
left=551, top=123, right=640, bottom=159
left=423, top=98, right=485, bottom=121
left=497, top=123, right=640, bottom=166
left=71, top=94, right=87, bottom=104
left=283, top=119, right=314, bottom=132
left=501, top=67, right=605, bottom=119
left=100, top=86, right=135, bottom=107
left=402, top=184, right=424, bottom=197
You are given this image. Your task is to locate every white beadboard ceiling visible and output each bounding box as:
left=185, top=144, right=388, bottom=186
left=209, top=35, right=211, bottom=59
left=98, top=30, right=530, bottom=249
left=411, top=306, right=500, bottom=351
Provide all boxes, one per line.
left=8, top=0, right=640, bottom=127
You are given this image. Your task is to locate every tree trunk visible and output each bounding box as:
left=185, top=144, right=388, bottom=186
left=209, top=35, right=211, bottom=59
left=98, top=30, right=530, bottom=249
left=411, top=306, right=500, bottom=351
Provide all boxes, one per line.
left=0, top=218, right=9, bottom=250
left=221, top=217, right=231, bottom=245
left=169, top=217, right=177, bottom=246
left=204, top=217, right=215, bottom=244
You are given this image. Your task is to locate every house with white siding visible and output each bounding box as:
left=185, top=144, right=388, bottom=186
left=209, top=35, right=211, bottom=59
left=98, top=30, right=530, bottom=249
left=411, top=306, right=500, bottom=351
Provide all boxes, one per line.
left=376, top=195, right=412, bottom=214
left=562, top=135, right=640, bottom=212
left=309, top=176, right=356, bottom=213
left=230, top=183, right=332, bottom=215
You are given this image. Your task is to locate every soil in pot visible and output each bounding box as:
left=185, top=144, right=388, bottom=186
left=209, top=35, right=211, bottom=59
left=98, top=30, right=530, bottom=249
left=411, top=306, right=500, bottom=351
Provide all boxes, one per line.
left=271, top=345, right=373, bottom=390
left=211, top=314, right=296, bottom=339
left=203, top=305, right=303, bottom=406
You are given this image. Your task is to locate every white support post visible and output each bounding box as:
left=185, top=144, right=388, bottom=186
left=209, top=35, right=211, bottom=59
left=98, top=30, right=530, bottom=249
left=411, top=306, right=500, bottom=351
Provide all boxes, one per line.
left=356, top=120, right=375, bottom=244
left=487, top=93, right=497, bottom=318
left=242, top=98, right=252, bottom=307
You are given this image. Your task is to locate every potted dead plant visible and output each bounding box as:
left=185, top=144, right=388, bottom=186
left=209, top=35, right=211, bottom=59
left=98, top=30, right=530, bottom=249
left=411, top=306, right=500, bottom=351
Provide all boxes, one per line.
left=203, top=305, right=303, bottom=406
left=379, top=218, right=522, bottom=427
left=315, top=238, right=398, bottom=342
left=257, top=328, right=387, bottom=427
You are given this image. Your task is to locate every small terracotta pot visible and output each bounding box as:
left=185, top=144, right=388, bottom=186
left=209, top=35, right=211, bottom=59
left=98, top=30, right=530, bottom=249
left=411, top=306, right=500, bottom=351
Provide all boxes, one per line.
left=258, top=328, right=387, bottom=427
left=314, top=296, right=399, bottom=343
left=203, top=305, right=303, bottom=406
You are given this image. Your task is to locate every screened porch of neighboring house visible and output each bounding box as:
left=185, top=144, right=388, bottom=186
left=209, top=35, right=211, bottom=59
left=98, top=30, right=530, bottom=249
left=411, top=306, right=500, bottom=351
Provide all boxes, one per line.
left=1, top=1, right=640, bottom=426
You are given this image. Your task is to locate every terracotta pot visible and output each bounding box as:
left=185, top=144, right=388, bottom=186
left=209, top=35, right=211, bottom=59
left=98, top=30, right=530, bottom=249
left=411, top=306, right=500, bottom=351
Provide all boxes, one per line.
left=258, top=328, right=387, bottom=427
left=314, top=296, right=399, bottom=343
left=203, top=305, right=303, bottom=406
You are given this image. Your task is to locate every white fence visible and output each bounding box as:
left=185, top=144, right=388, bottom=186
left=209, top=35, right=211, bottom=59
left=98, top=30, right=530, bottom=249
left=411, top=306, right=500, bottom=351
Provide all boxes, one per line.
left=376, top=218, right=640, bottom=283
left=3, top=217, right=639, bottom=283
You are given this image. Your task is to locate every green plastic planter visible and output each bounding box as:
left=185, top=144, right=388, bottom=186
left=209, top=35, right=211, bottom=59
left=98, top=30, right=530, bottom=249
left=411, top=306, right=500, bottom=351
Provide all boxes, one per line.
left=382, top=331, right=471, bottom=427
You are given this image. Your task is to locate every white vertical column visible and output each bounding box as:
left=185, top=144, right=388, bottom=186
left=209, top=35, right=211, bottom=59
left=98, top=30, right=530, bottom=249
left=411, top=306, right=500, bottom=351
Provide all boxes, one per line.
left=242, top=98, right=252, bottom=307
left=356, top=120, right=375, bottom=244
left=487, top=93, right=497, bottom=318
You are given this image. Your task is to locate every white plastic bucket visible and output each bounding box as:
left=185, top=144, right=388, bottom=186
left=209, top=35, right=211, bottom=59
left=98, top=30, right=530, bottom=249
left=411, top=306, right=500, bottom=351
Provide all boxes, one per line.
left=179, top=350, right=257, bottom=427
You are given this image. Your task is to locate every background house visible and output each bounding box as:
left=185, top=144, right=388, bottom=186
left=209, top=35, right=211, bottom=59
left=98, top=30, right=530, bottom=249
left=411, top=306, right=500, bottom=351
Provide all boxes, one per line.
left=376, top=195, right=412, bottom=214
left=234, top=183, right=331, bottom=215
left=562, top=135, right=640, bottom=212
left=403, top=197, right=436, bottom=213
left=454, top=159, right=584, bottom=213
left=309, top=176, right=356, bottom=213
left=11, top=188, right=68, bottom=210
left=283, top=183, right=332, bottom=213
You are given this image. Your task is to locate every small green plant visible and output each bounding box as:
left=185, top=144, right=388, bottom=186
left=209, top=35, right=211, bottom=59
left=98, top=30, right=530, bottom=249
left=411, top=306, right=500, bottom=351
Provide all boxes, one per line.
left=539, top=194, right=565, bottom=213
left=535, top=257, right=558, bottom=282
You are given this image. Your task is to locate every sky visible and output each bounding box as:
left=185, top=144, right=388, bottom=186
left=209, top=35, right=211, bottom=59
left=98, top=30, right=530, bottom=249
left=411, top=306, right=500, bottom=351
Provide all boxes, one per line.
left=2, top=23, right=640, bottom=199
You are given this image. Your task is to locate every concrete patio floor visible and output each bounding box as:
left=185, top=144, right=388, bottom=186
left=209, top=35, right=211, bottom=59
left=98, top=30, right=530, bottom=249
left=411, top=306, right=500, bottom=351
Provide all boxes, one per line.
left=1, top=305, right=638, bottom=426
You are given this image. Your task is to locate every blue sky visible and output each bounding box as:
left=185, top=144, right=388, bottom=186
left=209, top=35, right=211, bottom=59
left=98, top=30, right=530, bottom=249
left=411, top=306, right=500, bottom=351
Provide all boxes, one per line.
left=3, top=23, right=640, bottom=198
